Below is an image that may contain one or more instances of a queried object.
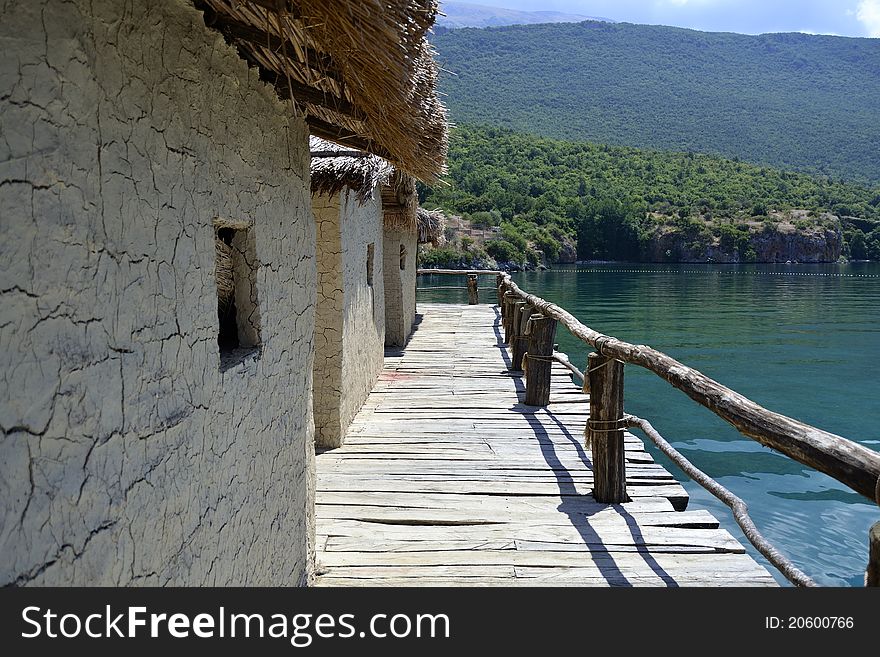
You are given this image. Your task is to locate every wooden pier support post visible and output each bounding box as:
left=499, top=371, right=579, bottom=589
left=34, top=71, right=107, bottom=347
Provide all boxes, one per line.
left=509, top=301, right=528, bottom=371
left=868, top=521, right=880, bottom=587
left=503, top=291, right=517, bottom=344
left=467, top=274, right=479, bottom=305
left=524, top=314, right=556, bottom=406
left=496, top=274, right=505, bottom=307
left=511, top=303, right=532, bottom=372
left=588, top=352, right=629, bottom=504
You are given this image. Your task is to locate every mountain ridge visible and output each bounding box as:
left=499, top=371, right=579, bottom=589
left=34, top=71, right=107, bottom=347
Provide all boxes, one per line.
left=437, top=1, right=613, bottom=29
left=432, top=21, right=880, bottom=184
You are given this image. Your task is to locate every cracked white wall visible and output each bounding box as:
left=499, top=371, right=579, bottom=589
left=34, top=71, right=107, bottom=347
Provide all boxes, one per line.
left=382, top=227, right=417, bottom=347
left=312, top=195, right=343, bottom=447
left=312, top=189, right=385, bottom=448
left=0, top=0, right=316, bottom=585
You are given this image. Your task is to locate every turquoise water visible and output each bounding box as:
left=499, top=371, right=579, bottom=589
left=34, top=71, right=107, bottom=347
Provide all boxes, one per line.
left=417, top=263, right=880, bottom=586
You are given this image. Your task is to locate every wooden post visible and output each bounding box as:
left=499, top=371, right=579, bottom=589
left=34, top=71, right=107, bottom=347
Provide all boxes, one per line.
left=524, top=314, right=556, bottom=406
left=509, top=301, right=527, bottom=371
left=588, top=352, right=628, bottom=504
left=467, top=274, right=478, bottom=305
left=503, top=292, right=517, bottom=344
left=511, top=303, right=531, bottom=372
left=868, top=521, right=880, bottom=587
left=496, top=274, right=505, bottom=307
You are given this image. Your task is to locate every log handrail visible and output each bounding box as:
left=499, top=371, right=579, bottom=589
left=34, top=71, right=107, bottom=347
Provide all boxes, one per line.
left=417, top=268, right=502, bottom=276
left=416, top=268, right=880, bottom=585
left=624, top=414, right=816, bottom=587
left=415, top=285, right=493, bottom=291
left=415, top=269, right=880, bottom=505
left=497, top=272, right=880, bottom=505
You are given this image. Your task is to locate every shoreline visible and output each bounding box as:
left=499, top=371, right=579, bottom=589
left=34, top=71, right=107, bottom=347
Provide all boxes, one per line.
left=418, top=259, right=876, bottom=273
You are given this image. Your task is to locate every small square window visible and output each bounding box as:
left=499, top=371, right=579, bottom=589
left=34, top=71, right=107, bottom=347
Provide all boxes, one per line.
left=214, top=219, right=261, bottom=370
left=366, top=243, right=375, bottom=286
left=399, top=244, right=407, bottom=271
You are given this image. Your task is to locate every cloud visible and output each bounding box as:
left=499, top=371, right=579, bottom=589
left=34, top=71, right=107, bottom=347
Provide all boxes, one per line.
left=857, top=0, right=880, bottom=36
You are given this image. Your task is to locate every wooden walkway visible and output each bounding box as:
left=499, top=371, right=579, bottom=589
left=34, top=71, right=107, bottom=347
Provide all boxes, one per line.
left=315, top=304, right=776, bottom=586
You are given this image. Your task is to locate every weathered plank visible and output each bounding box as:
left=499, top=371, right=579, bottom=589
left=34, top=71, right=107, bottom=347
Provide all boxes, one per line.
left=317, top=550, right=765, bottom=570
left=317, top=513, right=723, bottom=541
left=316, top=576, right=775, bottom=587
left=322, top=528, right=744, bottom=554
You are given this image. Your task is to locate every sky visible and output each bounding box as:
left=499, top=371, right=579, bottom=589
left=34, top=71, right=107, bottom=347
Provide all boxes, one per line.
left=458, top=0, right=880, bottom=37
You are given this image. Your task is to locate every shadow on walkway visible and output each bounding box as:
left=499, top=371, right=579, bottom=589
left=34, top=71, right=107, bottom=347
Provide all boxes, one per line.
left=491, top=306, right=677, bottom=586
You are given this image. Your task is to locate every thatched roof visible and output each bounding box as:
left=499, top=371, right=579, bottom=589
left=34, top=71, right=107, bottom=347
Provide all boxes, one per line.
left=381, top=170, right=417, bottom=233
left=310, top=137, right=393, bottom=204
left=417, top=208, right=447, bottom=246
left=310, top=137, right=417, bottom=233
left=199, top=0, right=447, bottom=181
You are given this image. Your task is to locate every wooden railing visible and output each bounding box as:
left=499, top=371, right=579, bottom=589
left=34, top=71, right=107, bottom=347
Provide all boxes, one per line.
left=417, top=268, right=880, bottom=587
left=416, top=269, right=490, bottom=305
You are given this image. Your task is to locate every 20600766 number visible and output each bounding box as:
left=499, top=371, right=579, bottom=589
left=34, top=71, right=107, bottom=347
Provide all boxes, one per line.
left=765, top=617, right=854, bottom=629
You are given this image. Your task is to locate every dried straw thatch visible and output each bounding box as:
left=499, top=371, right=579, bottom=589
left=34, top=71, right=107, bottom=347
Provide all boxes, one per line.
left=381, top=170, right=417, bottom=233
left=310, top=136, right=393, bottom=204
left=199, top=0, right=448, bottom=182
left=215, top=236, right=235, bottom=314
left=311, top=137, right=418, bottom=233
left=417, top=207, right=446, bottom=246
left=212, top=217, right=250, bottom=314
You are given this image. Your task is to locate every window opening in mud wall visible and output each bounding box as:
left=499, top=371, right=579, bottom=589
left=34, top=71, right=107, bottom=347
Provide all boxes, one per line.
left=214, top=219, right=261, bottom=367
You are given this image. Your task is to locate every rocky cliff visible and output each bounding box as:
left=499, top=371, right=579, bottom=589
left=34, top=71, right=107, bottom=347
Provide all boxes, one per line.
left=641, top=217, right=843, bottom=264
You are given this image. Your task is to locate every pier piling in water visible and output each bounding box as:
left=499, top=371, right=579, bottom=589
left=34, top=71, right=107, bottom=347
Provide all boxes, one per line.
left=467, top=274, right=479, bottom=304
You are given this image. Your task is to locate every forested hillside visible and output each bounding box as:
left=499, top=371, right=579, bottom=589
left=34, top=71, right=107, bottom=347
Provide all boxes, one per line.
left=432, top=22, right=880, bottom=184
left=419, top=126, right=880, bottom=267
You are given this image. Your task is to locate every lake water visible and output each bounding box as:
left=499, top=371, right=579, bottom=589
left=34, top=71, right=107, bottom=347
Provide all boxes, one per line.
left=417, top=263, right=880, bottom=586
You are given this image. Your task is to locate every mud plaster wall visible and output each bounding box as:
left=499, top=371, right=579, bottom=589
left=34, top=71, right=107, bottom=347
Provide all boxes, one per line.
left=0, top=0, right=316, bottom=585
left=382, top=227, right=417, bottom=347
left=339, top=191, right=385, bottom=442
left=311, top=195, right=343, bottom=447
left=312, top=189, right=385, bottom=448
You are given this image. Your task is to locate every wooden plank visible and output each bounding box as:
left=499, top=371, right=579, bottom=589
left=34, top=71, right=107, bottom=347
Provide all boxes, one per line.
left=316, top=565, right=517, bottom=579
left=317, top=550, right=761, bottom=568
left=315, top=576, right=774, bottom=587
left=316, top=517, right=724, bottom=544
left=314, top=502, right=715, bottom=526
left=323, top=528, right=744, bottom=554
left=514, top=558, right=775, bottom=580
left=325, top=539, right=518, bottom=552
left=315, top=478, right=690, bottom=506
left=318, top=508, right=721, bottom=531
left=315, top=491, right=681, bottom=512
